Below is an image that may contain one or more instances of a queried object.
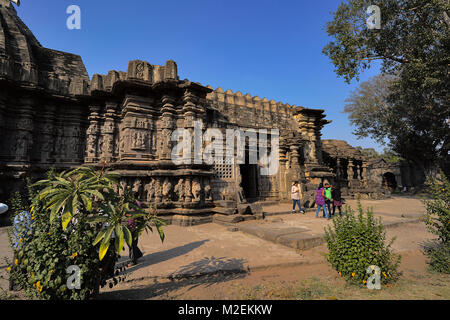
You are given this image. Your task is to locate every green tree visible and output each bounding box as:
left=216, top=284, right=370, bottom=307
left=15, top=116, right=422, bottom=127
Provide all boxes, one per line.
left=324, top=0, right=450, bottom=174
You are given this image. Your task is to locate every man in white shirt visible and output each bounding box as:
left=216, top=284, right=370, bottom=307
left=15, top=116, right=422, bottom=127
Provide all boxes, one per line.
left=291, top=182, right=305, bottom=214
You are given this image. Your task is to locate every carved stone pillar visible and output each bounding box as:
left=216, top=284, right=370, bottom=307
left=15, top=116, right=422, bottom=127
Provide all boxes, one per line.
left=336, top=158, right=344, bottom=180
left=39, top=105, right=56, bottom=163
left=100, top=102, right=118, bottom=163
left=85, top=106, right=101, bottom=163
left=184, top=177, right=192, bottom=203
left=182, top=89, right=202, bottom=164
left=13, top=103, right=34, bottom=163
left=346, top=159, right=353, bottom=180
left=158, top=95, right=176, bottom=160
left=361, top=162, right=367, bottom=181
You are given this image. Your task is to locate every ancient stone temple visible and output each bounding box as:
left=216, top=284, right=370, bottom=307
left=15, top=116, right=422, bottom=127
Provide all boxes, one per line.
left=0, top=2, right=394, bottom=226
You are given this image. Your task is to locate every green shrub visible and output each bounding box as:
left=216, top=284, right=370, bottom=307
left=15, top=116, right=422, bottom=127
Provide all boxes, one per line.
left=7, top=167, right=165, bottom=300
left=324, top=200, right=401, bottom=286
left=422, top=170, right=450, bottom=273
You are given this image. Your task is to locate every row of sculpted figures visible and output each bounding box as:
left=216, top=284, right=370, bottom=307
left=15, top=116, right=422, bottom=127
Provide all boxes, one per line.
left=113, top=175, right=213, bottom=207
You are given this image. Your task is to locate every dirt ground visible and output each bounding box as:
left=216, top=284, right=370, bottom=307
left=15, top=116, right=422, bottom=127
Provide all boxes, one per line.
left=97, top=222, right=449, bottom=300
left=1, top=196, right=448, bottom=300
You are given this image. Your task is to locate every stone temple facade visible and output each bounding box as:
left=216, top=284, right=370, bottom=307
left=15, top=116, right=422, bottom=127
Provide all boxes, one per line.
left=0, top=2, right=398, bottom=225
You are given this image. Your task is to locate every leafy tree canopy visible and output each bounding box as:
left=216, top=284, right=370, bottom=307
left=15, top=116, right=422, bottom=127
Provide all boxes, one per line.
left=324, top=0, right=450, bottom=173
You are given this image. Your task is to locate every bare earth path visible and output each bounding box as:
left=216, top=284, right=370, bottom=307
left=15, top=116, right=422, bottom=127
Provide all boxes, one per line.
left=1, top=196, right=449, bottom=300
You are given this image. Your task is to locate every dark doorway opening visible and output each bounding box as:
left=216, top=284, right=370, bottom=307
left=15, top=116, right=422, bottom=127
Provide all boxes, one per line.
left=240, top=164, right=258, bottom=200
left=382, top=172, right=397, bottom=192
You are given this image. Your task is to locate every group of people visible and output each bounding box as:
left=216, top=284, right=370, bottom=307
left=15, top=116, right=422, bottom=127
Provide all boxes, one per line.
left=291, top=181, right=344, bottom=219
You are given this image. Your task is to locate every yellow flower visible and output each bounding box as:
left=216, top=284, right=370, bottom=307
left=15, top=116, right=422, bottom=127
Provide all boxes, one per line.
left=19, top=238, right=23, bottom=243
left=14, top=259, right=18, bottom=265
left=352, top=272, right=356, bottom=277
left=36, top=281, right=41, bottom=288
left=338, top=272, right=341, bottom=276
left=39, top=286, right=43, bottom=293
left=363, top=280, right=367, bottom=284
left=383, top=272, right=387, bottom=278
left=49, top=270, right=54, bottom=275
left=7, top=267, right=11, bottom=272
left=72, top=252, right=78, bottom=259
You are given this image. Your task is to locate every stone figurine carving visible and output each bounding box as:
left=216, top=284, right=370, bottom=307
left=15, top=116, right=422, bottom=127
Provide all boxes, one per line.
left=192, top=178, right=202, bottom=202
left=184, top=179, right=192, bottom=202
left=145, top=179, right=155, bottom=202
left=132, top=179, right=142, bottom=198
left=119, top=180, right=127, bottom=196
left=174, top=178, right=185, bottom=202
left=162, top=178, right=172, bottom=202
left=154, top=178, right=162, bottom=202
left=204, top=181, right=212, bottom=201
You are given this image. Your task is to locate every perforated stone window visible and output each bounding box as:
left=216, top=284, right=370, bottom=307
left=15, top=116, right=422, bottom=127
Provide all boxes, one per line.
left=214, top=158, right=234, bottom=179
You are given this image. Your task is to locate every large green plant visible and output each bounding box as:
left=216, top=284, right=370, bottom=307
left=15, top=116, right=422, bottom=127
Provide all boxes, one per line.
left=7, top=166, right=165, bottom=300
left=422, top=170, right=450, bottom=273
left=324, top=201, right=401, bottom=286
left=33, top=166, right=165, bottom=260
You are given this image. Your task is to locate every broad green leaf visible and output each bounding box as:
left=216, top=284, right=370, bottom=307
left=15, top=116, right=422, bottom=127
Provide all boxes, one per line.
left=87, top=215, right=109, bottom=224
left=115, top=225, right=124, bottom=255
left=99, top=238, right=110, bottom=261
left=85, top=189, right=105, bottom=201
left=156, top=223, right=165, bottom=243
left=93, top=228, right=107, bottom=246
left=80, top=194, right=92, bottom=212
left=99, top=225, right=114, bottom=261
left=61, top=210, right=72, bottom=230
left=122, top=226, right=132, bottom=247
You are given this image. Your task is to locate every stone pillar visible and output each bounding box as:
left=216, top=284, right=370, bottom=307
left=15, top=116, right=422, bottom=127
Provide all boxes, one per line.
left=346, top=159, right=353, bottom=180
left=85, top=106, right=102, bottom=163
left=158, top=95, right=177, bottom=160
left=39, top=105, right=56, bottom=163
left=184, top=177, right=192, bottom=203
left=182, top=89, right=197, bottom=164
left=100, top=102, right=118, bottom=163
left=13, top=103, right=34, bottom=163
left=337, top=158, right=345, bottom=180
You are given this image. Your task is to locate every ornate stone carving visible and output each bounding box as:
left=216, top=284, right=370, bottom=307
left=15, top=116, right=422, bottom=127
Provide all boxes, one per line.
left=174, top=178, right=185, bottom=202
left=154, top=178, right=162, bottom=203
left=162, top=178, right=172, bottom=202
left=184, top=178, right=192, bottom=202
left=119, top=179, right=127, bottom=196
left=145, top=179, right=155, bottom=202
left=192, top=177, right=202, bottom=202
left=132, top=179, right=142, bottom=199
left=204, top=180, right=212, bottom=201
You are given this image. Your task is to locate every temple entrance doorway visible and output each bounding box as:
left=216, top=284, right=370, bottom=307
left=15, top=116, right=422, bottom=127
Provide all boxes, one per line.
left=240, top=160, right=259, bottom=201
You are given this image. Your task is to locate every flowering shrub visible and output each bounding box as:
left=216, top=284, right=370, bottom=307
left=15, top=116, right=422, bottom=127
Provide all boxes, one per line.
left=7, top=166, right=165, bottom=299
left=324, top=200, right=401, bottom=286
left=422, top=170, right=450, bottom=273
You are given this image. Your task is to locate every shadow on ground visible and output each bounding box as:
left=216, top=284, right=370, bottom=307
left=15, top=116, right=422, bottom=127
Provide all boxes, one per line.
left=97, top=256, right=248, bottom=300
left=124, top=240, right=210, bottom=273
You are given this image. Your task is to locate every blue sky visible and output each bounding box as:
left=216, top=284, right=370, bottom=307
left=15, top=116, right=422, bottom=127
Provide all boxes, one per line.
left=16, top=0, right=384, bottom=152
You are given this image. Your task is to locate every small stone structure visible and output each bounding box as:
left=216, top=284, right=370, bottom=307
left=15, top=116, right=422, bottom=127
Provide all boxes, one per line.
left=0, top=3, right=407, bottom=225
